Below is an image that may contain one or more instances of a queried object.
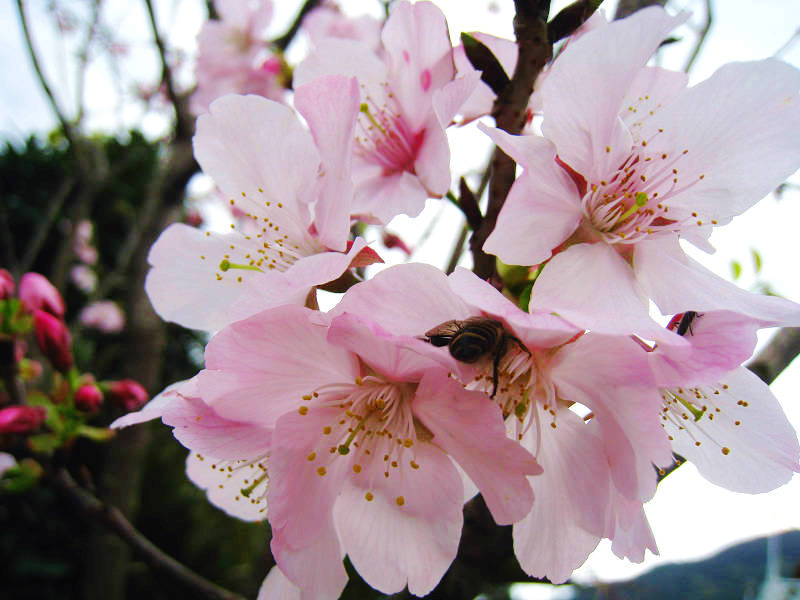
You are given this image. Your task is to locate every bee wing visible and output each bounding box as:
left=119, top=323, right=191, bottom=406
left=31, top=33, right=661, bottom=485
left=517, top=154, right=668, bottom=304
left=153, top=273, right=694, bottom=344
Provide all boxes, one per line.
left=424, top=320, right=464, bottom=339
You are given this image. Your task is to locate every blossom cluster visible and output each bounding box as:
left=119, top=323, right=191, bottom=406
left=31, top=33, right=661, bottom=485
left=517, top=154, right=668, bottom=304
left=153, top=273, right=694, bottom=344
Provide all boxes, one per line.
left=119, top=2, right=800, bottom=598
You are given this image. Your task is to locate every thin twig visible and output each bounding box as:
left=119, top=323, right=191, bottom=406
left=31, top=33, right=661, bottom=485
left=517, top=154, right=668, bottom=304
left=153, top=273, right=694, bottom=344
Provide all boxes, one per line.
left=613, top=0, right=666, bottom=20
left=273, top=0, right=323, bottom=52
left=74, top=0, right=104, bottom=125
left=143, top=0, right=191, bottom=139
left=15, top=0, right=76, bottom=146
left=682, top=0, right=713, bottom=73
left=51, top=468, right=247, bottom=600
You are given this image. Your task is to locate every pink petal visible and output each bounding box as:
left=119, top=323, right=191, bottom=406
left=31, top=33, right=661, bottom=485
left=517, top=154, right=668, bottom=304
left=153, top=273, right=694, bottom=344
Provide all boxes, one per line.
left=412, top=114, right=451, bottom=197
left=447, top=267, right=580, bottom=349
left=110, top=379, right=189, bottom=429
left=634, top=236, right=800, bottom=326
left=294, top=75, right=360, bottom=251
left=607, top=494, right=658, bottom=562
left=200, top=306, right=359, bottom=426
left=513, top=406, right=605, bottom=583
left=293, top=38, right=387, bottom=91
left=332, top=263, right=473, bottom=337
left=186, top=452, right=269, bottom=521
left=195, top=95, right=317, bottom=239
left=432, top=70, right=481, bottom=129
left=268, top=406, right=348, bottom=599
left=145, top=224, right=261, bottom=331
left=531, top=242, right=685, bottom=345
left=333, top=443, right=463, bottom=596
left=665, top=367, right=800, bottom=493
left=541, top=7, right=687, bottom=178
left=413, top=370, right=541, bottom=525
left=352, top=168, right=428, bottom=224
left=551, top=334, right=673, bottom=501
left=649, top=311, right=760, bottom=387
left=381, top=0, right=454, bottom=130
left=619, top=66, right=688, bottom=135
left=635, top=59, right=800, bottom=222
left=327, top=312, right=454, bottom=381
left=257, top=567, right=301, bottom=600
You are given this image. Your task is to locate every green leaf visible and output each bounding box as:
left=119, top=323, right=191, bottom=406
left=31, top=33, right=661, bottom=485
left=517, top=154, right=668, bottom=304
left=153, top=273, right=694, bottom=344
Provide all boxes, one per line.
left=518, top=282, right=534, bottom=313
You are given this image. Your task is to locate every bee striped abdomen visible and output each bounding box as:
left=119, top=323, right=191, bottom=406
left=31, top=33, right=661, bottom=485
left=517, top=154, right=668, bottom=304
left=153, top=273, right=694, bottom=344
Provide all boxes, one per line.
left=450, top=319, right=502, bottom=363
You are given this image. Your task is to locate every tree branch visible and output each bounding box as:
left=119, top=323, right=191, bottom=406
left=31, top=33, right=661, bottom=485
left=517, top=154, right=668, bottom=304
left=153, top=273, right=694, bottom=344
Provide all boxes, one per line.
left=613, top=0, right=666, bottom=20
left=683, top=0, right=713, bottom=73
left=470, top=0, right=552, bottom=282
left=747, top=327, right=800, bottom=385
left=51, top=468, right=247, bottom=600
left=16, top=0, right=76, bottom=146
left=273, top=0, right=323, bottom=52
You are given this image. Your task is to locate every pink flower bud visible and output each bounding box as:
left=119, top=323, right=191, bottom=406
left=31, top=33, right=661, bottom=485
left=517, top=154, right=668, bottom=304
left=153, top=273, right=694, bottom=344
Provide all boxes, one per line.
left=74, top=384, right=103, bottom=412
left=0, top=269, right=14, bottom=300
left=33, top=310, right=73, bottom=372
left=0, top=405, right=46, bottom=434
left=19, top=273, right=65, bottom=318
left=79, top=301, right=125, bottom=333
left=108, top=379, right=148, bottom=412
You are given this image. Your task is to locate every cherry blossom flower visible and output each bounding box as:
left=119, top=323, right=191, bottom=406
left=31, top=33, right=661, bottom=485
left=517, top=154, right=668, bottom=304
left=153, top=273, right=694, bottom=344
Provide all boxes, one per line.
left=332, top=263, right=675, bottom=582
left=112, top=378, right=272, bottom=520
left=302, top=1, right=382, bottom=52
left=190, top=0, right=286, bottom=114
left=198, top=304, right=540, bottom=598
left=649, top=311, right=800, bottom=494
left=146, top=77, right=381, bottom=332
left=481, top=6, right=800, bottom=340
left=294, top=0, right=480, bottom=224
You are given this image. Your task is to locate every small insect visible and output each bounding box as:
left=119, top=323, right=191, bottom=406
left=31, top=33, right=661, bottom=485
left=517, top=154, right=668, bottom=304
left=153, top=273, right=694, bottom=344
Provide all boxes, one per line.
left=673, top=310, right=702, bottom=336
left=424, top=317, right=528, bottom=398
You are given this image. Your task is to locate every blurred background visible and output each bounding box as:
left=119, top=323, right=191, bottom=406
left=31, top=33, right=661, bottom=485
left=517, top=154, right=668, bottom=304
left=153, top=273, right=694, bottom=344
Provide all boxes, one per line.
left=1, top=1, right=799, bottom=598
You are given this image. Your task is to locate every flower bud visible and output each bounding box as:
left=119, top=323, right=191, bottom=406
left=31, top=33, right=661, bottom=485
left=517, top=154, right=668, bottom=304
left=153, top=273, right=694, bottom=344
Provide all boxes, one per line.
left=0, top=269, right=14, bottom=300
left=0, top=405, right=46, bottom=434
left=19, top=272, right=65, bottom=318
left=108, top=379, right=148, bottom=412
left=79, top=301, right=125, bottom=333
left=74, top=384, right=103, bottom=412
left=33, top=310, right=73, bottom=372
left=382, top=231, right=412, bottom=256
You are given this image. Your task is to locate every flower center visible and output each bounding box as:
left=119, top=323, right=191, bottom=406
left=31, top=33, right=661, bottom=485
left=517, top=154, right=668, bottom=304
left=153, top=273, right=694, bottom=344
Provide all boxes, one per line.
left=581, top=140, right=711, bottom=244
left=659, top=383, right=736, bottom=459
left=355, top=93, right=425, bottom=176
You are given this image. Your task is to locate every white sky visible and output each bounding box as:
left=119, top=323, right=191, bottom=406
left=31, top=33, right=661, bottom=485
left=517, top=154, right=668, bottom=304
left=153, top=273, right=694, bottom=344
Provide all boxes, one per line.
left=2, top=0, right=800, bottom=597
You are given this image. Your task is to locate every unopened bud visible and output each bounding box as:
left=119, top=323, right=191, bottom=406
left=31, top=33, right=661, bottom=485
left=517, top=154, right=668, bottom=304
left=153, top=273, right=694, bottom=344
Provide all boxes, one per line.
left=0, top=269, right=14, bottom=300
left=108, top=379, right=148, bottom=412
left=74, top=384, right=103, bottom=412
left=19, top=273, right=65, bottom=318
left=33, top=310, right=73, bottom=372
left=0, top=405, right=46, bottom=434
left=18, top=358, right=42, bottom=381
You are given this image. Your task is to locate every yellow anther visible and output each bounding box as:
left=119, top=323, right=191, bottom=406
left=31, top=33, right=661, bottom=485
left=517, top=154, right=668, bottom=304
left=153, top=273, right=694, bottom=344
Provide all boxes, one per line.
left=396, top=496, right=405, bottom=506
left=323, top=426, right=332, bottom=435
left=298, top=406, right=309, bottom=416
left=307, top=452, right=316, bottom=461
left=721, top=447, right=730, bottom=455
left=317, top=466, right=327, bottom=476
left=410, top=461, right=419, bottom=469
left=365, top=492, right=374, bottom=501
left=353, top=464, right=362, bottom=473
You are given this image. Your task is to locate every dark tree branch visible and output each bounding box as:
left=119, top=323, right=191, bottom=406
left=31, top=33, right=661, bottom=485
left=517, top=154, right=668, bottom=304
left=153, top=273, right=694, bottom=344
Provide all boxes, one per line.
left=19, top=176, right=76, bottom=275
left=683, top=0, right=713, bottom=73
left=747, top=327, right=800, bottom=385
left=273, top=0, right=323, bottom=52
left=470, top=0, right=552, bottom=282
left=51, top=468, right=247, bottom=600
left=74, top=0, right=104, bottom=125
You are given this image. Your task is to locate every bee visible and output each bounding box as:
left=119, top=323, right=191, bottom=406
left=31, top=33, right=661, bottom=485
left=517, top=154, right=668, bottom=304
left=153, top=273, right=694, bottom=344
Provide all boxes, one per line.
left=424, top=317, right=528, bottom=398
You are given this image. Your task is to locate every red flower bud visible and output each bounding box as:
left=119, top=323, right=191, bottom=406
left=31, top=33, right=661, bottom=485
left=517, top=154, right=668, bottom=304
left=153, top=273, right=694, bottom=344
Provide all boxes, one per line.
left=0, top=405, right=46, bottom=434
left=33, top=310, right=73, bottom=372
left=19, top=273, right=65, bottom=318
left=382, top=231, right=412, bottom=256
left=108, top=379, right=148, bottom=412
left=0, top=269, right=14, bottom=300
left=74, top=384, right=103, bottom=412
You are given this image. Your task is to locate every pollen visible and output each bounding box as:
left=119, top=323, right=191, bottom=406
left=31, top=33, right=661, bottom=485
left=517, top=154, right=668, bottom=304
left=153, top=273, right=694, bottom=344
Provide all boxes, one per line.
left=298, top=406, right=309, bottom=415
left=396, top=496, right=405, bottom=506
left=317, top=466, right=327, bottom=476
left=410, top=460, right=419, bottom=469
left=353, top=464, right=362, bottom=473
left=307, top=452, right=316, bottom=461
left=323, top=426, right=332, bottom=434
left=721, top=447, right=730, bottom=455
left=365, top=492, right=374, bottom=501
